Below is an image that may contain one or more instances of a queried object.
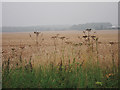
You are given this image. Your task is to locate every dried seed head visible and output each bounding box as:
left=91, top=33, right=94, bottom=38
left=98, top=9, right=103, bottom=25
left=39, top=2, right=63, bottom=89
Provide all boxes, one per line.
left=2, top=51, right=4, bottom=53
left=65, top=41, right=72, bottom=44
left=91, top=35, right=96, bottom=40
left=59, top=36, right=66, bottom=40
left=109, top=41, right=114, bottom=45
left=20, top=46, right=25, bottom=49
left=29, top=45, right=31, bottom=47
left=2, top=50, right=6, bottom=53
left=11, top=48, right=15, bottom=51
left=51, top=36, right=57, bottom=39
left=73, top=43, right=79, bottom=46
left=79, top=42, right=83, bottom=46
left=34, top=32, right=40, bottom=36
left=86, top=29, right=92, bottom=32
left=91, top=35, right=96, bottom=38
left=83, top=35, right=87, bottom=38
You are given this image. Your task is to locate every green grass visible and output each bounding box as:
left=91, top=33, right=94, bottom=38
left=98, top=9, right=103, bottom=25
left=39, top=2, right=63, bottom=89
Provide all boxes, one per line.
left=2, top=58, right=118, bottom=88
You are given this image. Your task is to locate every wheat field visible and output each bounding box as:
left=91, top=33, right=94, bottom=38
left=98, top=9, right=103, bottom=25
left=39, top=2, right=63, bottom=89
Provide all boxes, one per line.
left=2, top=30, right=119, bottom=88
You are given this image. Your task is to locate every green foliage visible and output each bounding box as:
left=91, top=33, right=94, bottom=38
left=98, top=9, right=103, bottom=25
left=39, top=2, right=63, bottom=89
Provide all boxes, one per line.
left=2, top=57, right=118, bottom=88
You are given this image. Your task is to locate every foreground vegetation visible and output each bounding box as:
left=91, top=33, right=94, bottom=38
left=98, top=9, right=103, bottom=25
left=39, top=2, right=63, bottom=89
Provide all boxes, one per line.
left=2, top=30, right=119, bottom=88
left=2, top=59, right=119, bottom=88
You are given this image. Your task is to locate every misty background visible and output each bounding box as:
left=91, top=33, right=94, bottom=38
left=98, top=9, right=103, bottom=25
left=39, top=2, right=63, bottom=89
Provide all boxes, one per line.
left=2, top=2, right=118, bottom=32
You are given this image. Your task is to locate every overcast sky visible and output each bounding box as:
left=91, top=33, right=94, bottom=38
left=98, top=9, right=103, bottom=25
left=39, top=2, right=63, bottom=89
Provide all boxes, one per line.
left=0, top=2, right=2, bottom=27
left=2, top=2, right=118, bottom=27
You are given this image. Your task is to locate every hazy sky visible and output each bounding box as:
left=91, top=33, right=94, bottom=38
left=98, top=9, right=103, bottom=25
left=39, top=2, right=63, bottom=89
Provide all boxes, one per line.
left=0, top=3, right=2, bottom=27
left=2, top=2, right=118, bottom=26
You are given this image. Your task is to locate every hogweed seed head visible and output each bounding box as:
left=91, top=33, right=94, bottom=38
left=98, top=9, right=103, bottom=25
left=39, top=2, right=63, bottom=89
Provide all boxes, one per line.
left=79, top=42, right=83, bottom=46
left=11, top=48, right=15, bottom=51
left=83, top=35, right=88, bottom=39
left=109, top=41, right=114, bottom=45
left=51, top=36, right=57, bottom=39
left=59, top=36, right=66, bottom=40
left=86, top=29, right=91, bottom=32
left=91, top=35, right=96, bottom=39
left=65, top=41, right=72, bottom=44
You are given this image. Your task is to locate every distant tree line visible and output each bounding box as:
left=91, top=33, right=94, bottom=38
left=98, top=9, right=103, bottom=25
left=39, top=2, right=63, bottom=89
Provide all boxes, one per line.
left=70, top=23, right=113, bottom=30
left=2, top=22, right=117, bottom=32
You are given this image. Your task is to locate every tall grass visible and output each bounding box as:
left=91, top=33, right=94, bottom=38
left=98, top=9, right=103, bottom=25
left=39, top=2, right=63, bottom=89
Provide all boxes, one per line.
left=2, top=30, right=118, bottom=88
left=2, top=56, right=118, bottom=88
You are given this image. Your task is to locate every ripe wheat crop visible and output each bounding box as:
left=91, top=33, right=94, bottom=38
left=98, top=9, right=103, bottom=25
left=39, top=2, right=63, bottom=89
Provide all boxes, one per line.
left=2, top=30, right=119, bottom=88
